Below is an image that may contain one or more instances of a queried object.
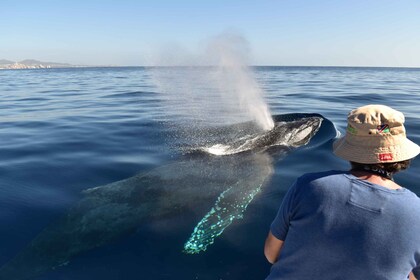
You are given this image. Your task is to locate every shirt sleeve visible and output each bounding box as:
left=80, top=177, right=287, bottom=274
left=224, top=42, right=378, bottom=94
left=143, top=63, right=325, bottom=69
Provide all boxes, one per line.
left=270, top=180, right=298, bottom=241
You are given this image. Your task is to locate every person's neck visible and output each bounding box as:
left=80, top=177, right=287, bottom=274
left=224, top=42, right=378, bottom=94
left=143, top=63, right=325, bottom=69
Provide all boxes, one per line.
left=350, top=170, right=402, bottom=190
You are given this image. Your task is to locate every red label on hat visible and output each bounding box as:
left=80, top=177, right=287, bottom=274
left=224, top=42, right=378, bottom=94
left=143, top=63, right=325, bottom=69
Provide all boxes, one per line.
left=379, top=153, right=393, bottom=161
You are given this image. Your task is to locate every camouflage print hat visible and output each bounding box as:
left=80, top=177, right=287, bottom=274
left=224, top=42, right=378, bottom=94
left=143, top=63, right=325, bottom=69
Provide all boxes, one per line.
left=333, top=104, right=420, bottom=164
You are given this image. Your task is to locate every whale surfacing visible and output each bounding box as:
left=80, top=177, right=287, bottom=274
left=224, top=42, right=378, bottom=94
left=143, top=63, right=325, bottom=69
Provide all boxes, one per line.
left=202, top=116, right=322, bottom=155
left=0, top=113, right=333, bottom=279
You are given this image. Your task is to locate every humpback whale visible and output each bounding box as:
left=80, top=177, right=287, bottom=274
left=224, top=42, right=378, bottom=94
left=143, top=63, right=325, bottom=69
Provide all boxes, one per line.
left=202, top=116, right=322, bottom=155
left=0, top=113, right=335, bottom=280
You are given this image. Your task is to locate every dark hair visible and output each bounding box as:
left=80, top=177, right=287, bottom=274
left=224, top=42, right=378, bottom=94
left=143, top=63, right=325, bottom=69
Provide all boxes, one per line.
left=350, top=160, right=411, bottom=176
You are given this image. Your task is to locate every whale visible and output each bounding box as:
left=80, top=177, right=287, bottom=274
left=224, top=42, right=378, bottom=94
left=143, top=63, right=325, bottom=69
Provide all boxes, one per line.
left=0, top=113, right=336, bottom=280
left=201, top=116, right=322, bottom=155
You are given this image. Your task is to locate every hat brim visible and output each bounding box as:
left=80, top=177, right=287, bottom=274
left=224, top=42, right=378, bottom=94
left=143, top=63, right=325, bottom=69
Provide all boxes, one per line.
left=333, top=136, right=420, bottom=164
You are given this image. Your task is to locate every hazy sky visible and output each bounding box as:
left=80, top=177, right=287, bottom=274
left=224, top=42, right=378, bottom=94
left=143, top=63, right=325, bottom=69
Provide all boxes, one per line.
left=1, top=0, right=420, bottom=67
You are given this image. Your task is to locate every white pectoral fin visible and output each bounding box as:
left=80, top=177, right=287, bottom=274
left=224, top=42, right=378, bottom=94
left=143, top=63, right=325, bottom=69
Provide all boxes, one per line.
left=183, top=181, right=264, bottom=254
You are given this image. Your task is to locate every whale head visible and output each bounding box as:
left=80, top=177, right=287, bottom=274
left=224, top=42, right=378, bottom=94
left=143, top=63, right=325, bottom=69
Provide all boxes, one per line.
left=203, top=116, right=323, bottom=155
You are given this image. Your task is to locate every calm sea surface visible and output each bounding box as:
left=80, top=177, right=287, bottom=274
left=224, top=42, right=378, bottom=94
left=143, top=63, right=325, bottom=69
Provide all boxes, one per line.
left=0, top=66, right=419, bottom=279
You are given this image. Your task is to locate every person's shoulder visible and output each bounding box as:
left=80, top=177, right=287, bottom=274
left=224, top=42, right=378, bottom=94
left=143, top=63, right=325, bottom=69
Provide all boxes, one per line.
left=394, top=189, right=420, bottom=227
left=291, top=171, right=349, bottom=197
left=401, top=188, right=420, bottom=204
left=297, top=170, right=347, bottom=184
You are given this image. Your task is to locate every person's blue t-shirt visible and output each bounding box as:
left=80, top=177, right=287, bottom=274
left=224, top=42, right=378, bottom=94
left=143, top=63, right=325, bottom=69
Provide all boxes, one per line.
left=267, top=170, right=420, bottom=280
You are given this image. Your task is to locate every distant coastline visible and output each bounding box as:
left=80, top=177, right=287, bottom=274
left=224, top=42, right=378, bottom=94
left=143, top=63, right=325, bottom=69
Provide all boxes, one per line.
left=1, top=59, right=419, bottom=70
left=0, top=59, right=80, bottom=70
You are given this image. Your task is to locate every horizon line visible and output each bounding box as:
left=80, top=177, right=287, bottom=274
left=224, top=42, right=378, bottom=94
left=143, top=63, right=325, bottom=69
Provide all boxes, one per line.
left=2, top=64, right=420, bottom=70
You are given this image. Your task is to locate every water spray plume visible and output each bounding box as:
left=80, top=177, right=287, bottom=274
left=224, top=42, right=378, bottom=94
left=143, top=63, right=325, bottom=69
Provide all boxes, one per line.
left=207, top=34, right=274, bottom=130
left=151, top=33, right=274, bottom=131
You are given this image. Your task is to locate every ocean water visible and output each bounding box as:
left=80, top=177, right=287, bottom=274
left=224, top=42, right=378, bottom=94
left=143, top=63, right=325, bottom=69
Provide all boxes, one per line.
left=0, top=66, right=419, bottom=279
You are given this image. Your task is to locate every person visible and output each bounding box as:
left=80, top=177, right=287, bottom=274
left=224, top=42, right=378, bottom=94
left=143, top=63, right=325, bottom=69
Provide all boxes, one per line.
left=264, top=104, right=420, bottom=280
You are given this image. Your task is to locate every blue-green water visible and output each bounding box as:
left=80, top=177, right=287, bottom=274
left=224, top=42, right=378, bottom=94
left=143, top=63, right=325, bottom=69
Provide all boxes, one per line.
left=0, top=66, right=419, bottom=279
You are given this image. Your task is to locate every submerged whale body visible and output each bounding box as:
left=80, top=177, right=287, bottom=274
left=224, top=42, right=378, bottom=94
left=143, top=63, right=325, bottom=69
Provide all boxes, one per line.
left=0, top=113, right=336, bottom=280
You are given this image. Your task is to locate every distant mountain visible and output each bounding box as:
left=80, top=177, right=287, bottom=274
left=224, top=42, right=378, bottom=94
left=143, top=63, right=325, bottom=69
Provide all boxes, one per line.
left=18, top=59, right=44, bottom=65
left=0, top=59, right=14, bottom=65
left=0, top=59, right=75, bottom=69
left=19, top=59, right=71, bottom=67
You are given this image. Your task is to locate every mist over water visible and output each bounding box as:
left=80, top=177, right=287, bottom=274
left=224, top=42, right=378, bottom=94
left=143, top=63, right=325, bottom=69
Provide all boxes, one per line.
left=151, top=34, right=274, bottom=131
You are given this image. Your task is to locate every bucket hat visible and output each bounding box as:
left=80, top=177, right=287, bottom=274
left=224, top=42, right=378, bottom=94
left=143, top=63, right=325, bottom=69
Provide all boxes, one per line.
left=333, top=104, right=420, bottom=164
